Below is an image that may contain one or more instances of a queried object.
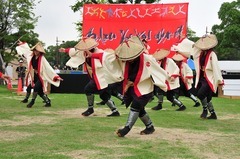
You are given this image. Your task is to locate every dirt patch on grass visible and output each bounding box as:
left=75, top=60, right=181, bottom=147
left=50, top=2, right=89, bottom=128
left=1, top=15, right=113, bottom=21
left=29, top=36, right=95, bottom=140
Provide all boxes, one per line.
left=42, top=109, right=86, bottom=118
left=0, top=115, right=57, bottom=126
left=57, top=149, right=132, bottom=159
left=128, top=127, right=215, bottom=144
left=57, top=150, right=100, bottom=159
left=219, top=114, right=240, bottom=120
left=0, top=107, right=124, bottom=127
left=42, top=107, right=127, bottom=118
left=0, top=131, right=34, bottom=141
left=127, top=127, right=237, bottom=159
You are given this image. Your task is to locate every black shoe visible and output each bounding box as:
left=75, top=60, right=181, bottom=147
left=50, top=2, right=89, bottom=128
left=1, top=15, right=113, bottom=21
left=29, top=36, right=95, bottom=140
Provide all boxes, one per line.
left=193, top=102, right=200, bottom=107
left=151, top=104, right=162, bottom=110
left=107, top=111, right=120, bottom=117
left=116, top=126, right=130, bottom=137
left=44, top=102, right=51, bottom=107
left=82, top=108, right=94, bottom=116
left=27, top=100, right=35, bottom=108
left=176, top=105, right=186, bottom=111
left=207, top=112, right=217, bottom=119
left=140, top=126, right=155, bottom=135
left=21, top=99, right=28, bottom=103
left=200, top=109, right=208, bottom=119
left=96, top=101, right=105, bottom=105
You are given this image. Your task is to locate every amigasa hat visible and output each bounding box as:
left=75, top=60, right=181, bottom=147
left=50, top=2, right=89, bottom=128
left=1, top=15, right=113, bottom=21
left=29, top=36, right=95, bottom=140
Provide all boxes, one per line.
left=115, top=36, right=144, bottom=61
left=171, top=38, right=194, bottom=57
left=194, top=34, right=218, bottom=50
left=172, top=53, right=187, bottom=61
left=74, top=37, right=99, bottom=51
left=152, top=49, right=170, bottom=60
left=31, top=42, right=46, bottom=54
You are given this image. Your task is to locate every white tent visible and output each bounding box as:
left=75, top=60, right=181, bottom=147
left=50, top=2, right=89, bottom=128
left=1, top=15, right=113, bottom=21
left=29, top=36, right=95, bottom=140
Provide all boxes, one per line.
left=218, top=61, right=240, bottom=97
left=218, top=61, right=240, bottom=73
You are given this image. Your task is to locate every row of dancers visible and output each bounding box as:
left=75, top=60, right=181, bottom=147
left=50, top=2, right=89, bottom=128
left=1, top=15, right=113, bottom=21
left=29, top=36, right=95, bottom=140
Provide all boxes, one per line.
left=14, top=34, right=223, bottom=137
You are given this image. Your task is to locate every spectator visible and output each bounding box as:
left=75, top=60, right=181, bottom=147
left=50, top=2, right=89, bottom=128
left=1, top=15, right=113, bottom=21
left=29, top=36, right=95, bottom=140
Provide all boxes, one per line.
left=16, top=58, right=27, bottom=89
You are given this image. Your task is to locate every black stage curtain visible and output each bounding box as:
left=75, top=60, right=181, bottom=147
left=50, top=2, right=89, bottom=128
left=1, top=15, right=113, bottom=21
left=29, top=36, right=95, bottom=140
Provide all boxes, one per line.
left=51, top=74, right=240, bottom=95
left=51, top=74, right=89, bottom=94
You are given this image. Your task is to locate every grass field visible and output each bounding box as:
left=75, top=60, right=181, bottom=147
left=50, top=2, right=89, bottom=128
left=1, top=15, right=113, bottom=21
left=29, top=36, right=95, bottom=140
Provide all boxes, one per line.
left=0, top=85, right=240, bottom=159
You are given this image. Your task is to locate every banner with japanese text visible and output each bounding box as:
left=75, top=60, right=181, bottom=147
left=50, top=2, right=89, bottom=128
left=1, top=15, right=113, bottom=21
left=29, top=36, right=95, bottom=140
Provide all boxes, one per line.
left=82, top=3, right=188, bottom=54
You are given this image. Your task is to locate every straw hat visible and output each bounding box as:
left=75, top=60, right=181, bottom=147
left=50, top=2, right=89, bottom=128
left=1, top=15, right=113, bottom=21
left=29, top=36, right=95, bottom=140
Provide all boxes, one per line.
left=74, top=37, right=98, bottom=51
left=172, top=53, right=187, bottom=61
left=152, top=49, right=170, bottom=60
left=31, top=42, right=45, bottom=54
left=115, top=36, right=144, bottom=61
left=171, top=38, right=194, bottom=57
left=194, top=34, right=218, bottom=50
left=132, top=36, right=144, bottom=46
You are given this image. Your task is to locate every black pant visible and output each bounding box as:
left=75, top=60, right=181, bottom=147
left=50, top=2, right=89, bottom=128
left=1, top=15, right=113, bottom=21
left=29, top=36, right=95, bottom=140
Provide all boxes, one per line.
left=176, top=78, right=191, bottom=97
left=26, top=74, right=44, bottom=97
left=124, top=87, right=153, bottom=110
left=108, top=81, right=123, bottom=97
left=197, top=78, right=213, bottom=102
left=84, top=79, right=111, bottom=102
left=154, top=85, right=176, bottom=103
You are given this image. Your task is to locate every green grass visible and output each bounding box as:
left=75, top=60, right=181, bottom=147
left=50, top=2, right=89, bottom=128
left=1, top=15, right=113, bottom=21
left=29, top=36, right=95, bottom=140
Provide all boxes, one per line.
left=0, top=85, right=240, bottom=159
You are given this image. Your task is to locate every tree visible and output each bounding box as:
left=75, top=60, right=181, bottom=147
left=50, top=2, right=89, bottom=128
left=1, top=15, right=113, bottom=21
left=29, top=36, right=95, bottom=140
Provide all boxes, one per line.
left=212, top=0, right=240, bottom=60
left=187, top=27, right=199, bottom=42
left=0, top=0, right=40, bottom=71
left=46, top=41, right=78, bottom=68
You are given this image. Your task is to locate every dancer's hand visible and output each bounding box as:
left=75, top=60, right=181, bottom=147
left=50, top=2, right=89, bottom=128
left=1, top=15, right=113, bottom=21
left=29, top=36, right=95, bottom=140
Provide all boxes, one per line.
left=84, top=50, right=92, bottom=58
left=123, top=81, right=133, bottom=93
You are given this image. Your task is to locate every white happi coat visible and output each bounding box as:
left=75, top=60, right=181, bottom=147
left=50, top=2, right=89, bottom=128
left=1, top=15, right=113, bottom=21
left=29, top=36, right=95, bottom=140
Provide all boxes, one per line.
left=65, top=48, right=123, bottom=90
left=159, top=58, right=180, bottom=90
left=101, top=51, right=124, bottom=84
left=122, top=53, right=168, bottom=97
left=65, top=48, right=85, bottom=68
left=16, top=43, right=61, bottom=92
left=178, top=61, right=194, bottom=90
left=193, top=49, right=224, bottom=93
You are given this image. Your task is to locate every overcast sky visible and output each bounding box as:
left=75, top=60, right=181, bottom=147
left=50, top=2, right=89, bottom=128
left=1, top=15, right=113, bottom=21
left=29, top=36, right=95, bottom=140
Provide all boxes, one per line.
left=33, top=0, right=234, bottom=47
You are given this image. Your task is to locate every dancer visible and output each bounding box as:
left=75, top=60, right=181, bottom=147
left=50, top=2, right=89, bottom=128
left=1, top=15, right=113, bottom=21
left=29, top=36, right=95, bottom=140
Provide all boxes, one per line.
left=16, top=41, right=62, bottom=108
left=193, top=34, right=224, bottom=119
left=61, top=37, right=123, bottom=117
left=115, top=36, right=167, bottom=137
left=171, top=53, right=200, bottom=107
left=151, top=49, right=186, bottom=111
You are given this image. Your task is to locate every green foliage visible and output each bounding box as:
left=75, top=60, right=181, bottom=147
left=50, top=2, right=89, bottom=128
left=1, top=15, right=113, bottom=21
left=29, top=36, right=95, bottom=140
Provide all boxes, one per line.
left=187, top=27, right=198, bottom=42
left=45, top=41, right=78, bottom=68
left=212, top=0, right=240, bottom=60
left=0, top=0, right=39, bottom=69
